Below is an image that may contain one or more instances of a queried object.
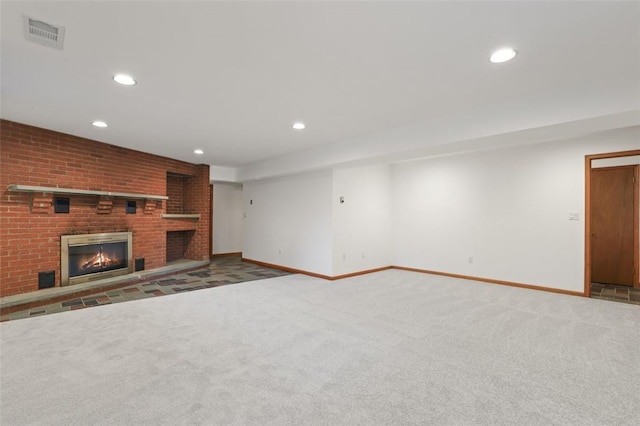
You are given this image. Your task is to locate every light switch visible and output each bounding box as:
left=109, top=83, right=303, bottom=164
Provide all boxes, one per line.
left=569, top=213, right=580, bottom=221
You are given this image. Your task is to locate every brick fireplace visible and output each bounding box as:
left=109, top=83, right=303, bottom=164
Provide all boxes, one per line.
left=0, top=120, right=211, bottom=297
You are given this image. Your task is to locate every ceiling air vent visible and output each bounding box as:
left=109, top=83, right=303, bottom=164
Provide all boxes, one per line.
left=23, top=15, right=65, bottom=50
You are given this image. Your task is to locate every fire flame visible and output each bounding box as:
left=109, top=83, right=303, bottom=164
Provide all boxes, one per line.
left=81, top=252, right=120, bottom=270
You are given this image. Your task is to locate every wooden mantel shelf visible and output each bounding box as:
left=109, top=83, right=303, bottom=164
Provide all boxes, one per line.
left=161, top=214, right=201, bottom=219
left=7, top=184, right=168, bottom=201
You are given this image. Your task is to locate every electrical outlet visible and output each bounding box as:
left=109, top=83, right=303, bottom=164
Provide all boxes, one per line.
left=278, top=248, right=282, bottom=255
left=342, top=253, right=347, bottom=261
left=361, top=252, right=365, bottom=259
left=468, top=256, right=474, bottom=264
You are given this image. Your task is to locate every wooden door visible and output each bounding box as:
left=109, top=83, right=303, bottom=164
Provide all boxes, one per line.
left=590, top=166, right=636, bottom=286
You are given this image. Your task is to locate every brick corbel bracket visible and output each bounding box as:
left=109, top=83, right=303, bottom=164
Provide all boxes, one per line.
left=97, top=196, right=114, bottom=214
left=31, top=193, right=53, bottom=214
left=144, top=199, right=159, bottom=214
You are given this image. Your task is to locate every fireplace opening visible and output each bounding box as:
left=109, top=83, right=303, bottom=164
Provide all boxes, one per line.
left=166, top=230, right=194, bottom=263
left=69, top=241, right=127, bottom=277
left=61, top=232, right=133, bottom=286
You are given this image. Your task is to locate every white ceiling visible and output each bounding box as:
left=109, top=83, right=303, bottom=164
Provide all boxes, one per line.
left=2, top=1, right=639, bottom=181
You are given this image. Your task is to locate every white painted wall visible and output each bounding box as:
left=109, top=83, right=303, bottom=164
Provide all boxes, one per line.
left=212, top=183, right=244, bottom=254
left=391, top=126, right=640, bottom=293
left=241, top=165, right=391, bottom=277
left=239, top=126, right=637, bottom=290
left=242, top=170, right=333, bottom=276
left=332, top=164, right=392, bottom=276
left=210, top=166, right=238, bottom=182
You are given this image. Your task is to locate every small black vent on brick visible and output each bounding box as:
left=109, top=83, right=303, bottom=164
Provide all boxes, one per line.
left=38, top=271, right=55, bottom=289
left=135, top=258, right=145, bottom=272
left=54, top=197, right=70, bottom=213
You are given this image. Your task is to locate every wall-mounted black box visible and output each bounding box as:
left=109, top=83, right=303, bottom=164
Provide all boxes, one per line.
left=54, top=197, right=70, bottom=213
left=38, top=271, right=55, bottom=289
left=126, top=200, right=137, bottom=214
left=135, top=258, right=145, bottom=271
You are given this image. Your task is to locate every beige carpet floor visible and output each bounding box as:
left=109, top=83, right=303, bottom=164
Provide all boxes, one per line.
left=1, top=270, right=639, bottom=425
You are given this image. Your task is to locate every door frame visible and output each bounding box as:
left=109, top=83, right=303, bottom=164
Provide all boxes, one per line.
left=585, top=149, right=640, bottom=296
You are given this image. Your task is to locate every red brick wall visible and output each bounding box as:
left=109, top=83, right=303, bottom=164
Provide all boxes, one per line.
left=166, top=231, right=186, bottom=262
left=185, top=165, right=212, bottom=258
left=0, top=120, right=211, bottom=296
left=166, top=174, right=185, bottom=214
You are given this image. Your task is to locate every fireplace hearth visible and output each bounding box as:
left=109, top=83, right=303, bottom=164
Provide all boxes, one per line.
left=61, top=232, right=133, bottom=286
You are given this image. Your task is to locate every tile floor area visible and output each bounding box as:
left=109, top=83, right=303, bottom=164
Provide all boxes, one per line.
left=0, top=257, right=290, bottom=322
left=590, top=282, right=640, bottom=305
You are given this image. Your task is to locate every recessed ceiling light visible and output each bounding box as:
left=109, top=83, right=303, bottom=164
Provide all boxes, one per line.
left=92, top=120, right=108, bottom=128
left=194, top=149, right=204, bottom=155
left=292, top=122, right=306, bottom=130
left=490, top=48, right=517, bottom=63
left=113, top=74, right=137, bottom=86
